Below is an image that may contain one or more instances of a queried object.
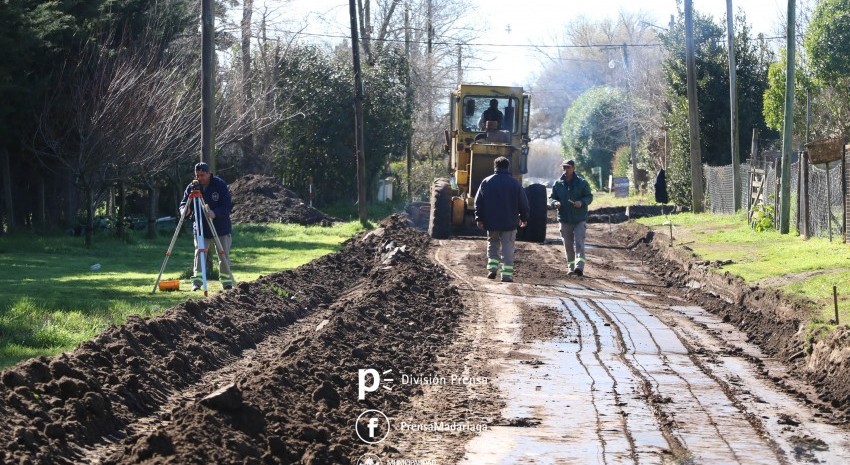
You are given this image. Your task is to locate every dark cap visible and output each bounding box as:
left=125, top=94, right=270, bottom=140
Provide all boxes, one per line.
left=194, top=162, right=210, bottom=172
left=562, top=159, right=576, bottom=168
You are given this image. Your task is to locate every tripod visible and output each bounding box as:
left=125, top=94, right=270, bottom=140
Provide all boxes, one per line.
left=152, top=181, right=236, bottom=296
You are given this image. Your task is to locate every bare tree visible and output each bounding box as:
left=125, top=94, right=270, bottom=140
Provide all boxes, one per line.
left=531, top=11, right=665, bottom=145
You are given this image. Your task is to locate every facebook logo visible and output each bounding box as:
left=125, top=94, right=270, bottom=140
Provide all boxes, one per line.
left=355, top=409, right=390, bottom=444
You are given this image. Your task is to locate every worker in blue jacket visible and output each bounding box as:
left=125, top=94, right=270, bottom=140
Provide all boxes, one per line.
left=474, top=156, right=529, bottom=282
left=549, top=159, right=593, bottom=276
left=179, top=162, right=234, bottom=290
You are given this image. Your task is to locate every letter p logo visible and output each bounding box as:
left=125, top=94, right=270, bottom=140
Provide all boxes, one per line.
left=358, top=368, right=380, bottom=400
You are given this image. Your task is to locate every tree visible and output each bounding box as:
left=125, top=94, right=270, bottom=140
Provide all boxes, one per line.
left=660, top=8, right=774, bottom=206
left=804, top=0, right=850, bottom=137
left=532, top=12, right=664, bottom=142
left=276, top=44, right=412, bottom=205
left=560, top=86, right=629, bottom=189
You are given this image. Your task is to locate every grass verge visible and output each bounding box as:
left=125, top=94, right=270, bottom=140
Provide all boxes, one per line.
left=638, top=212, right=850, bottom=325
left=0, top=220, right=372, bottom=368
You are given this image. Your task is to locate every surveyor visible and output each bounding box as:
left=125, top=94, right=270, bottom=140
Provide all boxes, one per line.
left=474, top=156, right=529, bottom=283
left=549, top=159, right=593, bottom=276
left=179, top=162, right=234, bottom=290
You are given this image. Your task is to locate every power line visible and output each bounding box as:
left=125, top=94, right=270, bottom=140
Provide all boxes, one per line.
left=262, top=27, right=663, bottom=49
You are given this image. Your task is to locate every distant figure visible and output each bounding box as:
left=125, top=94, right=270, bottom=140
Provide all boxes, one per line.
left=549, top=159, right=593, bottom=277
left=478, top=99, right=504, bottom=130
left=474, top=156, right=529, bottom=283
left=654, top=168, right=669, bottom=204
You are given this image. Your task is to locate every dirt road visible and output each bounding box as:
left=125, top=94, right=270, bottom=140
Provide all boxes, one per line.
left=388, top=223, right=850, bottom=464
left=3, top=217, right=849, bottom=465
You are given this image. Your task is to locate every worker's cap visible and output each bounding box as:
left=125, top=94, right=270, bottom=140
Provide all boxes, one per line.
left=194, top=162, right=210, bottom=172
left=562, top=159, right=576, bottom=168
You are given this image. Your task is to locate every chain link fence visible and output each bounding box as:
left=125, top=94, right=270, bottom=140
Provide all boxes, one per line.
left=806, top=162, right=844, bottom=239
left=703, top=159, right=849, bottom=239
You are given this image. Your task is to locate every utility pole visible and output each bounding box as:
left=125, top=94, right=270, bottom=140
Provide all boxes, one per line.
left=780, top=0, right=795, bottom=233
left=457, top=44, right=462, bottom=85
left=685, top=0, right=704, bottom=212
left=726, top=0, right=740, bottom=211
left=622, top=44, right=639, bottom=192
left=201, top=0, right=216, bottom=172
left=348, top=0, right=367, bottom=225
left=405, top=3, right=412, bottom=201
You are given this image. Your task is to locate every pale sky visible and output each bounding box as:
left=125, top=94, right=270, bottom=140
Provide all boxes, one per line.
left=252, top=0, right=789, bottom=86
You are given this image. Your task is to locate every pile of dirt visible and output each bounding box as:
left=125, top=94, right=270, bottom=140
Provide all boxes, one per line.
left=612, top=222, right=850, bottom=420
left=229, top=174, right=339, bottom=226
left=587, top=205, right=677, bottom=224
left=0, top=215, right=464, bottom=464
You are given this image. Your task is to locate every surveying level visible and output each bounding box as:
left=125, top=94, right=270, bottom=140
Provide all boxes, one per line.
left=151, top=180, right=236, bottom=296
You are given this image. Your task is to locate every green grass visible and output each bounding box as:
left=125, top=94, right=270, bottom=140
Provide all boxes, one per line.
left=638, top=212, right=850, bottom=324
left=591, top=191, right=665, bottom=209
left=0, top=220, right=369, bottom=368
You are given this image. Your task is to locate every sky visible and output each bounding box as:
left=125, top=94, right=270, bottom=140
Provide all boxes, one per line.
left=252, top=0, right=790, bottom=86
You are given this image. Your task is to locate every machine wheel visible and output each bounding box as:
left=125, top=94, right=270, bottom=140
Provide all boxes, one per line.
left=519, top=183, right=547, bottom=243
left=428, top=178, right=452, bottom=239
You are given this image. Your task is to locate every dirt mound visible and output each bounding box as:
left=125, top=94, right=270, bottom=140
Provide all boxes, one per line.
left=229, top=174, right=339, bottom=226
left=0, top=215, right=464, bottom=464
left=587, top=205, right=677, bottom=224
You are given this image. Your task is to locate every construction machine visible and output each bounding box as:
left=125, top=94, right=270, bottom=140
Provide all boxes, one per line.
left=428, top=84, right=547, bottom=242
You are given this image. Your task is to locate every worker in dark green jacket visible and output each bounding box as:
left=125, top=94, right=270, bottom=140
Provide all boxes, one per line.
left=548, top=159, right=593, bottom=276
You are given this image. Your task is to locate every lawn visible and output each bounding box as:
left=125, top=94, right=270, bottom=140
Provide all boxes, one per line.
left=591, top=191, right=665, bottom=209
left=0, top=220, right=369, bottom=368
left=638, top=212, right=850, bottom=324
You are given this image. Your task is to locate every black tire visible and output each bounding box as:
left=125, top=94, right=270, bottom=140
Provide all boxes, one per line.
left=428, top=178, right=452, bottom=239
left=519, top=183, right=547, bottom=243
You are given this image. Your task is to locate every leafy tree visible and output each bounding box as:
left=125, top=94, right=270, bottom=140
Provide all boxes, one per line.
left=276, top=44, right=412, bottom=205
left=804, top=0, right=850, bottom=136
left=660, top=8, right=774, bottom=207
left=560, top=86, right=628, bottom=189
left=762, top=53, right=811, bottom=144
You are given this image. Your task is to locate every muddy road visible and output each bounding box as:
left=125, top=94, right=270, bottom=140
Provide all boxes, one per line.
left=390, top=222, right=850, bottom=464
left=2, top=217, right=849, bottom=464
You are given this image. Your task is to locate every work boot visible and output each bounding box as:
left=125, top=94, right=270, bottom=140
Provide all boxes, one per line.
left=574, top=268, right=584, bottom=277
left=501, top=275, right=513, bottom=283
left=223, top=284, right=232, bottom=290
left=487, top=270, right=497, bottom=279
left=192, top=283, right=202, bottom=291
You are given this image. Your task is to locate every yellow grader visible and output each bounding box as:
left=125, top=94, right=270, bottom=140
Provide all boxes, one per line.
left=428, top=84, right=547, bottom=242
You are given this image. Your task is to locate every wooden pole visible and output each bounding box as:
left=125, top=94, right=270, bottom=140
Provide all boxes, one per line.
left=726, top=0, right=741, bottom=212
left=834, top=285, right=839, bottom=325
left=779, top=0, right=795, bottom=233
left=405, top=3, right=412, bottom=202
left=349, top=0, right=367, bottom=225
left=202, top=0, right=216, bottom=172
left=623, top=44, right=639, bottom=193
left=749, top=128, right=759, bottom=213
left=685, top=0, right=704, bottom=212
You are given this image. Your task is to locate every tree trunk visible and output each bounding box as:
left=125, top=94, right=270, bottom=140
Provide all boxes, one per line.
left=116, top=180, right=127, bottom=239
left=35, top=173, right=46, bottom=227
left=241, top=0, right=256, bottom=173
left=1, top=148, right=15, bottom=232
left=147, top=184, right=159, bottom=239
left=85, top=186, right=94, bottom=247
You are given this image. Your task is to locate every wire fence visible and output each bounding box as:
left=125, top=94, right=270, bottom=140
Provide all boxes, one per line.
left=807, top=162, right=844, bottom=239
left=703, top=158, right=844, bottom=239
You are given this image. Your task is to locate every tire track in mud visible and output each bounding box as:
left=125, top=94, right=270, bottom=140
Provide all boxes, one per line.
left=582, top=299, right=689, bottom=461
left=553, top=295, right=609, bottom=463
left=592, top=298, right=781, bottom=464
